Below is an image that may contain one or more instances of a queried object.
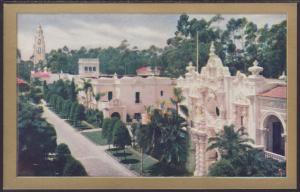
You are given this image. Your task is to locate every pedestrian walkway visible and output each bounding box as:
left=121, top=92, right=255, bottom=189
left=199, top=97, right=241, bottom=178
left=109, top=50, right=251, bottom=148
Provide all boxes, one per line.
left=41, top=103, right=135, bottom=177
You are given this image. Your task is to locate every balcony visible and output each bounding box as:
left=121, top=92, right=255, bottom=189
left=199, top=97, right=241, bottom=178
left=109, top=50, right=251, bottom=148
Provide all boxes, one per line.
left=264, top=150, right=286, bottom=162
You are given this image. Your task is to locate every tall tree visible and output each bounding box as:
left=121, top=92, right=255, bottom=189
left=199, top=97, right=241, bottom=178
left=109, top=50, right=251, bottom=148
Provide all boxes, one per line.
left=112, top=120, right=131, bottom=159
left=18, top=100, right=57, bottom=175
left=79, top=78, right=94, bottom=108
left=74, top=104, right=85, bottom=127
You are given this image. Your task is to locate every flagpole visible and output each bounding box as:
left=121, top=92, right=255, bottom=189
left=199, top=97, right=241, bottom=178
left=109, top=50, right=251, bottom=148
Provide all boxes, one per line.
left=196, top=31, right=199, bottom=73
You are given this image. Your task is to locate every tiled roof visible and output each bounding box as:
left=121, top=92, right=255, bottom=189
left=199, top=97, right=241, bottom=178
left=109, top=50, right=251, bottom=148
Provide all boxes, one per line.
left=31, top=71, right=50, bottom=78
left=259, top=86, right=287, bottom=99
left=136, top=66, right=150, bottom=73
left=17, top=78, right=26, bottom=84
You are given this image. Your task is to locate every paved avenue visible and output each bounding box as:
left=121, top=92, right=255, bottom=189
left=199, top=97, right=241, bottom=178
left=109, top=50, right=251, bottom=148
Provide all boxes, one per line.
left=41, top=103, right=135, bottom=177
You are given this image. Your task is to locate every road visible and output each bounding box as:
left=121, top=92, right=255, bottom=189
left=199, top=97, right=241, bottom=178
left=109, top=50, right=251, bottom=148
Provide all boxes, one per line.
left=41, top=103, right=135, bottom=177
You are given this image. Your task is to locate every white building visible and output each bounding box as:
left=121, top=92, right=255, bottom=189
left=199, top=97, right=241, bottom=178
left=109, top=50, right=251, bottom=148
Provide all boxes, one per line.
left=78, top=58, right=100, bottom=77
left=74, top=73, right=176, bottom=122
left=177, top=42, right=287, bottom=176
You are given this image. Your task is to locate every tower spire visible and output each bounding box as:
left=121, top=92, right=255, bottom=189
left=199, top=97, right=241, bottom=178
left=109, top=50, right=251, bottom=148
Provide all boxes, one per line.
left=33, top=24, right=46, bottom=65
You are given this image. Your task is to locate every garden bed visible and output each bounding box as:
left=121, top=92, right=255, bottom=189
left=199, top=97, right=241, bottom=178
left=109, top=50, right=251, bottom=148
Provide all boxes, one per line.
left=106, top=147, right=158, bottom=176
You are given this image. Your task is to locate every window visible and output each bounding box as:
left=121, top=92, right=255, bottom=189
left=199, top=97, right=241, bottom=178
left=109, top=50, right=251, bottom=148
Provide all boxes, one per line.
left=160, top=90, right=164, bottom=96
left=89, top=67, right=92, bottom=71
left=38, top=39, right=41, bottom=45
left=216, top=107, right=220, bottom=116
left=93, top=67, right=96, bottom=71
left=37, top=47, right=41, bottom=54
left=84, top=66, right=88, bottom=71
left=108, top=91, right=113, bottom=101
left=135, top=92, right=140, bottom=103
left=134, top=113, right=141, bottom=121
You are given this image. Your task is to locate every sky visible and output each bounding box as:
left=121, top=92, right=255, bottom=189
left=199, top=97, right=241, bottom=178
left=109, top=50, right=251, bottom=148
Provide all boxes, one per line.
left=18, top=14, right=286, bottom=60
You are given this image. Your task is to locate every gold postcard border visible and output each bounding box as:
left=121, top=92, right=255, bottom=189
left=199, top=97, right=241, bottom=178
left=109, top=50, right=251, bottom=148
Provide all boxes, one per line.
left=3, top=3, right=297, bottom=190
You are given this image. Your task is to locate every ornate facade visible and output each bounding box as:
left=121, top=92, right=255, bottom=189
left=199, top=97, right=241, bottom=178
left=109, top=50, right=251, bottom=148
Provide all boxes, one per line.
left=177, top=42, right=287, bottom=176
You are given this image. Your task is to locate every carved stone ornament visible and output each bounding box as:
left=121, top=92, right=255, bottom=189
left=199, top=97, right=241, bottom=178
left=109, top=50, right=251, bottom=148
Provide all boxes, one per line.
left=248, top=60, right=263, bottom=78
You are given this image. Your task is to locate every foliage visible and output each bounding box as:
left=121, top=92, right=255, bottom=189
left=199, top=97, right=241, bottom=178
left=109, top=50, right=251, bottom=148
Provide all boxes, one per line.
left=46, top=79, right=77, bottom=101
left=208, top=159, right=236, bottom=177
left=112, top=120, right=132, bottom=150
left=62, top=156, right=88, bottom=176
left=207, top=125, right=286, bottom=177
left=85, top=109, right=103, bottom=127
left=102, top=118, right=118, bottom=148
left=17, top=99, right=57, bottom=175
left=207, top=125, right=254, bottom=159
left=171, top=87, right=188, bottom=117
left=136, top=108, right=187, bottom=169
left=24, top=14, right=286, bottom=79
left=74, top=104, right=86, bottom=126
left=17, top=60, right=33, bottom=81
left=55, top=143, right=71, bottom=176
left=29, top=86, right=43, bottom=104
left=78, top=78, right=93, bottom=107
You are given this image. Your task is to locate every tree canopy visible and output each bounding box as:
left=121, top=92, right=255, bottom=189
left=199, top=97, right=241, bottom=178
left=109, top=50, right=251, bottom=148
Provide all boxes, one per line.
left=24, top=14, right=286, bottom=79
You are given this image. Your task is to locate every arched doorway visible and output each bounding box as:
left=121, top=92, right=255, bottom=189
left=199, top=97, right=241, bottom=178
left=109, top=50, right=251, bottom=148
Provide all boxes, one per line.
left=111, top=112, right=121, bottom=119
left=263, top=115, right=285, bottom=156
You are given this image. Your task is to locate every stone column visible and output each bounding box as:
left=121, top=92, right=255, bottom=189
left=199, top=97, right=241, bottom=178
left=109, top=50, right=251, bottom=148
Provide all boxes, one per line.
left=192, top=135, right=200, bottom=176
left=198, top=135, right=207, bottom=176
left=191, top=128, right=208, bottom=176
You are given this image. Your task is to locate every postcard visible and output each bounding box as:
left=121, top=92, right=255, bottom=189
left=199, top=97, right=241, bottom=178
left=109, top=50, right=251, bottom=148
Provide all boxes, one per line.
left=3, top=3, right=297, bottom=190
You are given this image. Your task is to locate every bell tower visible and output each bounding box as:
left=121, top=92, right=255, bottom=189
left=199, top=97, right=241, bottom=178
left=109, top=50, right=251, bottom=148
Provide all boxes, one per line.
left=33, top=24, right=46, bottom=65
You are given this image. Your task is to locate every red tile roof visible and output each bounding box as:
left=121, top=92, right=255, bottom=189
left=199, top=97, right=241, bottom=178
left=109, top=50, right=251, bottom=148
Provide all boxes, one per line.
left=259, top=86, right=287, bottom=99
left=31, top=71, right=50, bottom=78
left=136, top=66, right=150, bottom=74
left=17, top=78, right=26, bottom=84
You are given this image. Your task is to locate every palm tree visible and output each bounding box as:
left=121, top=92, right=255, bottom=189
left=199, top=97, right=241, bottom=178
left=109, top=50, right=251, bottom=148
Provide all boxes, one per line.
left=159, top=111, right=187, bottom=167
left=207, top=125, right=254, bottom=160
left=79, top=78, right=93, bottom=108
left=137, top=106, right=188, bottom=168
left=208, top=133, right=285, bottom=177
left=170, top=87, right=188, bottom=117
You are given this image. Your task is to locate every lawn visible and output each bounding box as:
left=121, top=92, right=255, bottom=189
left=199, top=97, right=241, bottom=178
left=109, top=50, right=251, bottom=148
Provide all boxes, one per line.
left=81, top=130, right=108, bottom=145
left=107, top=147, right=158, bottom=176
